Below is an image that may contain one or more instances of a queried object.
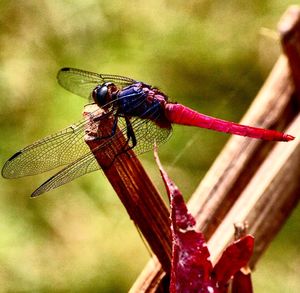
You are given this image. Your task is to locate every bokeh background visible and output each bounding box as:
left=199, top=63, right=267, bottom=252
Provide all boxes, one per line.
left=0, top=1, right=299, bottom=292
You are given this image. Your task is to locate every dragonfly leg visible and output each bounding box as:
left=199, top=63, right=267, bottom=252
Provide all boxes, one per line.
left=123, top=116, right=137, bottom=151
left=101, top=116, right=137, bottom=168
left=96, top=113, right=136, bottom=152
left=114, top=116, right=137, bottom=159
left=110, top=114, right=119, bottom=137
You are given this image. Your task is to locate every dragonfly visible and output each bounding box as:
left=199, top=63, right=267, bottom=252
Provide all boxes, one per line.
left=2, top=68, right=294, bottom=197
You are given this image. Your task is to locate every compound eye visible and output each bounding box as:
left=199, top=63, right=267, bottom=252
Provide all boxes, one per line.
left=98, top=85, right=108, bottom=103
left=92, top=84, right=108, bottom=107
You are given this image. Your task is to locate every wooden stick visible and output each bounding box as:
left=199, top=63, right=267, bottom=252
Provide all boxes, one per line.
left=84, top=107, right=172, bottom=273
left=207, top=113, right=300, bottom=265
left=208, top=6, right=300, bottom=265
left=188, top=54, right=295, bottom=237
left=129, top=256, right=167, bottom=293
left=280, top=5, right=300, bottom=97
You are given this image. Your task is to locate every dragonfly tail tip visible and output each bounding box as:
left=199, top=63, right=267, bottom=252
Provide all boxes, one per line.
left=284, top=134, right=295, bottom=141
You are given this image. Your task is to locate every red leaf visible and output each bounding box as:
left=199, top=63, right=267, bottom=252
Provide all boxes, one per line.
left=154, top=148, right=255, bottom=292
left=171, top=230, right=216, bottom=292
left=212, top=235, right=254, bottom=286
left=154, top=148, right=217, bottom=292
left=232, top=269, right=253, bottom=293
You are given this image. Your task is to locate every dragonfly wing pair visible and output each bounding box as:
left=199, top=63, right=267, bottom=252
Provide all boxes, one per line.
left=29, top=116, right=171, bottom=197
left=2, top=68, right=172, bottom=196
left=57, top=67, right=136, bottom=99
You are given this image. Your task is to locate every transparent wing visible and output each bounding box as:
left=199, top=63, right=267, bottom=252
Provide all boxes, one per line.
left=31, top=152, right=99, bottom=197
left=30, top=115, right=172, bottom=197
left=1, top=108, right=106, bottom=178
left=130, top=117, right=172, bottom=155
left=57, top=67, right=137, bottom=99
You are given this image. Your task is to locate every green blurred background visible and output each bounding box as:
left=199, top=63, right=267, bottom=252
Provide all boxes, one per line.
left=0, top=1, right=299, bottom=292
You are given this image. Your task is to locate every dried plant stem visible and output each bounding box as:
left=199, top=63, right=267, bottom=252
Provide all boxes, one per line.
left=207, top=113, right=300, bottom=265
left=84, top=107, right=172, bottom=273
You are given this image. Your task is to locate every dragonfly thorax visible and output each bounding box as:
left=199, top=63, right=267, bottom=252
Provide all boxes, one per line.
left=92, top=82, right=118, bottom=108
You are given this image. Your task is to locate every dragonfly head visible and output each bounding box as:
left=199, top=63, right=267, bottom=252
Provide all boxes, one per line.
left=92, top=82, right=118, bottom=108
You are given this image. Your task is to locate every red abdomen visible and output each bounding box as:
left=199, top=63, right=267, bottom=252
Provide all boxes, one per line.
left=164, top=103, right=294, bottom=141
